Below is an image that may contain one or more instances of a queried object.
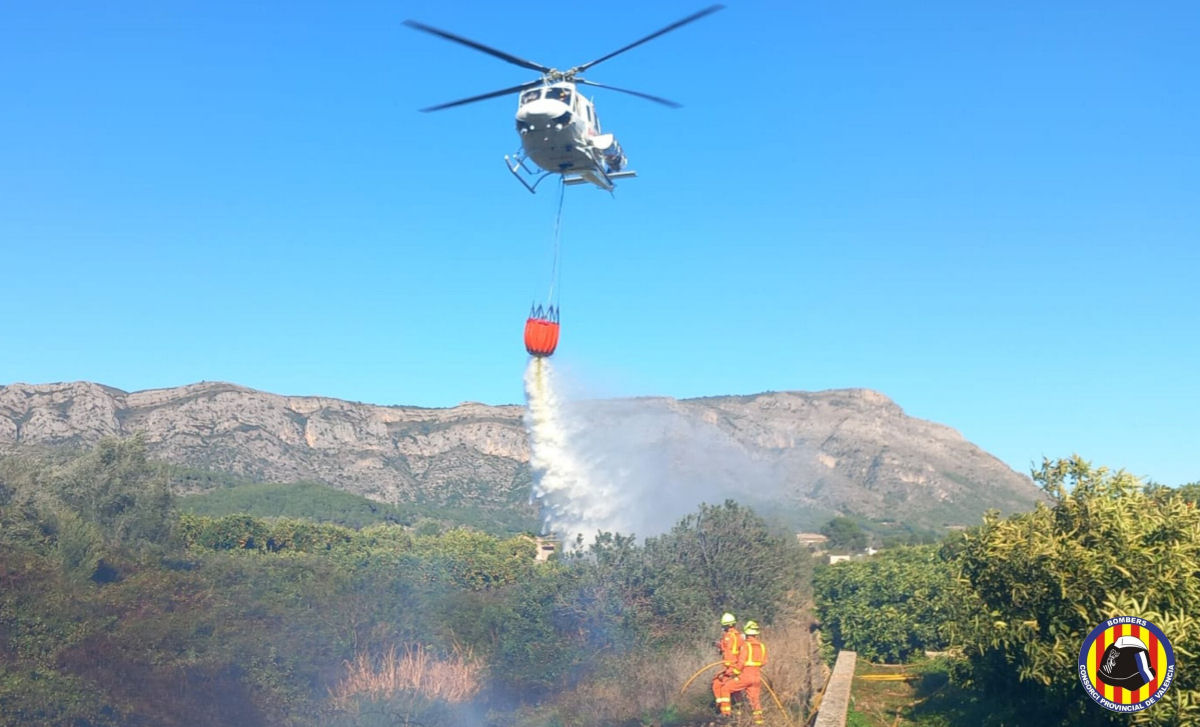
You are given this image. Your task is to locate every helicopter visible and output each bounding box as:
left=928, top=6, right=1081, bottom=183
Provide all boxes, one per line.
left=403, top=5, right=723, bottom=193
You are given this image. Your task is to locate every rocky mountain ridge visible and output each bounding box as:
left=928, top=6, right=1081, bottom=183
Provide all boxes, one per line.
left=0, top=381, right=1043, bottom=528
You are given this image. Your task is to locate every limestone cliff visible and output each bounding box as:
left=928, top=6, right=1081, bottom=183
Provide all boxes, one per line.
left=0, top=381, right=1041, bottom=527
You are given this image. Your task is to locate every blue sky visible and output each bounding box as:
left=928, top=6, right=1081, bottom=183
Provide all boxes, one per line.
left=2, top=1, right=1197, bottom=485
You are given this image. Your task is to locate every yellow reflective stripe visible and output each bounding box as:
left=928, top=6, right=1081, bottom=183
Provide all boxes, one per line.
left=744, top=642, right=767, bottom=666
left=723, top=632, right=741, bottom=655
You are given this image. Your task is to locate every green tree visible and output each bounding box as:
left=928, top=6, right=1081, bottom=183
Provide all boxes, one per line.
left=813, top=544, right=953, bottom=662
left=1173, top=481, right=1200, bottom=504
left=642, top=500, right=809, bottom=633
left=407, top=528, right=535, bottom=590
left=51, top=508, right=106, bottom=581
left=52, top=436, right=174, bottom=547
left=820, top=516, right=867, bottom=552
left=180, top=513, right=271, bottom=550
left=569, top=531, right=652, bottom=650
left=487, top=565, right=585, bottom=696
left=948, top=456, right=1200, bottom=726
left=0, top=453, right=53, bottom=547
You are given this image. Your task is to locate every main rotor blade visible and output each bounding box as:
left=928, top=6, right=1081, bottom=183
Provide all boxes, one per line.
left=403, top=19, right=551, bottom=74
left=576, top=79, right=681, bottom=108
left=420, top=81, right=543, bottom=112
left=573, top=4, right=724, bottom=74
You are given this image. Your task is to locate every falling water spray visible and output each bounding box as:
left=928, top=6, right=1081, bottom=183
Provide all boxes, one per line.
left=524, top=357, right=626, bottom=546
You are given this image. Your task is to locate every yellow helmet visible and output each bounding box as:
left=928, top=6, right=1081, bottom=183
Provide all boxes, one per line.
left=720, top=612, right=737, bottom=627
left=744, top=620, right=760, bottom=636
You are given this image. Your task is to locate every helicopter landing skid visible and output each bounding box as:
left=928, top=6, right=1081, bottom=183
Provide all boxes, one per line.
left=563, top=169, right=637, bottom=189
left=504, top=153, right=555, bottom=194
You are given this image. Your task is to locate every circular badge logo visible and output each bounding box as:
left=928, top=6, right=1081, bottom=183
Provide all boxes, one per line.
left=1079, top=617, right=1176, bottom=713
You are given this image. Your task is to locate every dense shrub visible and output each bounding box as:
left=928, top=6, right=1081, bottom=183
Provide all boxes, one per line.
left=813, top=545, right=954, bottom=662
left=0, top=444, right=814, bottom=727
left=947, top=457, right=1200, bottom=726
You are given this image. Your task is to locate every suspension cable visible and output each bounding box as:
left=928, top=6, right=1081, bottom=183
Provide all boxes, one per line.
left=545, top=177, right=565, bottom=307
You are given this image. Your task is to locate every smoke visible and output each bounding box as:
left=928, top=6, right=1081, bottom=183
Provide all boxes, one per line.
left=523, top=358, right=780, bottom=547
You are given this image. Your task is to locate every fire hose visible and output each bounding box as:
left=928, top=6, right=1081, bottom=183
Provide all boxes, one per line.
left=677, top=663, right=795, bottom=727
left=677, top=661, right=725, bottom=696
left=761, top=676, right=795, bottom=727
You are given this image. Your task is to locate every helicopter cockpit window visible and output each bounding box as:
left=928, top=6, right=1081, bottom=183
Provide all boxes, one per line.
left=520, top=89, right=542, bottom=105
left=544, top=87, right=572, bottom=105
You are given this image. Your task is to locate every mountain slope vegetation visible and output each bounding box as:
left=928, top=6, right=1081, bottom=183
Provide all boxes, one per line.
left=0, top=438, right=819, bottom=727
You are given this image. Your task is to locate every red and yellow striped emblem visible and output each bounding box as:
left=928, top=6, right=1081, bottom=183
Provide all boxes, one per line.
left=1084, top=623, right=1166, bottom=704
left=1079, top=616, right=1176, bottom=713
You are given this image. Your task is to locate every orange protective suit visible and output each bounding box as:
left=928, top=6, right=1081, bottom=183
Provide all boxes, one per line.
left=736, top=635, right=768, bottom=724
left=711, top=626, right=744, bottom=715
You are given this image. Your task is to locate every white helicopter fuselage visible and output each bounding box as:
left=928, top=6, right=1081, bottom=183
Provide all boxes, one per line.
left=406, top=5, right=722, bottom=193
left=512, top=83, right=630, bottom=190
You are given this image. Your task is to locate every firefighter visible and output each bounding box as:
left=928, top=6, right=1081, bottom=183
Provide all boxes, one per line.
left=712, top=612, right=744, bottom=718
left=737, top=620, right=768, bottom=725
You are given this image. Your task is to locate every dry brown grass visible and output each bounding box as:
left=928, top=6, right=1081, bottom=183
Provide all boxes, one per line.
left=549, top=641, right=716, bottom=726
left=329, top=643, right=483, bottom=707
left=760, top=611, right=826, bottom=720
left=547, top=608, right=824, bottom=727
